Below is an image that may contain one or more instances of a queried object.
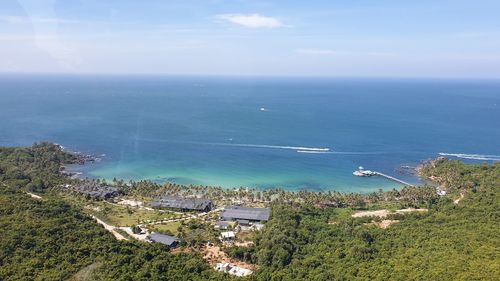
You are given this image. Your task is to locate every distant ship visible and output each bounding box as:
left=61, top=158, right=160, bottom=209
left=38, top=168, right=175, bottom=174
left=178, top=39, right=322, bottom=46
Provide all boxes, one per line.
left=353, top=166, right=375, bottom=177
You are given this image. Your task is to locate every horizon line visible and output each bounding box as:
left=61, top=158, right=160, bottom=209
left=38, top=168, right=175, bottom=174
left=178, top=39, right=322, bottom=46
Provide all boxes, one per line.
left=1, top=71, right=500, bottom=81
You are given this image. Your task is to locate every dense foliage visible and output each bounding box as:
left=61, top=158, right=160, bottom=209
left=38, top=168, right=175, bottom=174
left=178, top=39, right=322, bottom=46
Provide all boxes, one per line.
left=0, top=187, right=116, bottom=280
left=0, top=187, right=233, bottom=281
left=235, top=159, right=499, bottom=280
left=0, top=142, right=75, bottom=191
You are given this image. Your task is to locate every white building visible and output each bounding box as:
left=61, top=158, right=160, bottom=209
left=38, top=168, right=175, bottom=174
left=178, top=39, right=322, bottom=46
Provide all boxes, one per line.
left=215, top=263, right=252, bottom=277
left=220, top=231, right=235, bottom=240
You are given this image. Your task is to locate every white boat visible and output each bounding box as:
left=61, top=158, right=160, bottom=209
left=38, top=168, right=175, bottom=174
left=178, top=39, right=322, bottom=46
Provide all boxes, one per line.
left=353, top=167, right=375, bottom=177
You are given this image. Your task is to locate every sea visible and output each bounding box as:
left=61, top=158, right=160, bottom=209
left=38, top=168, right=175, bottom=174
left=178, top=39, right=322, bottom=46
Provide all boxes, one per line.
left=1, top=74, right=499, bottom=192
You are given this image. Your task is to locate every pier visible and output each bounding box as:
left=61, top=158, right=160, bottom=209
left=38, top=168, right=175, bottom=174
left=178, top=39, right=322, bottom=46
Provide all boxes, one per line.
left=353, top=167, right=414, bottom=187
left=373, top=172, right=414, bottom=187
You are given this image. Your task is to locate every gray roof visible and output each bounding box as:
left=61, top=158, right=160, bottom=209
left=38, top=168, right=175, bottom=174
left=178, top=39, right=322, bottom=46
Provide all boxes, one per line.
left=149, top=233, right=178, bottom=246
left=221, top=206, right=270, bottom=221
left=150, top=196, right=212, bottom=211
left=74, top=185, right=120, bottom=199
left=216, top=221, right=230, bottom=226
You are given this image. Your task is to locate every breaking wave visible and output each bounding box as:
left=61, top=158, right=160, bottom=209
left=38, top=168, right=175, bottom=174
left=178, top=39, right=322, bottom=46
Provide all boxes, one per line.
left=439, top=153, right=500, bottom=161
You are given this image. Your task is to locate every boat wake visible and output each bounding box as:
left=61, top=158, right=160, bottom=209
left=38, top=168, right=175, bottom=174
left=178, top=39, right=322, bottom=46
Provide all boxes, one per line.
left=296, top=150, right=330, bottom=154
left=204, top=142, right=330, bottom=152
left=296, top=150, right=385, bottom=155
left=439, top=153, right=500, bottom=161
left=138, top=138, right=382, bottom=155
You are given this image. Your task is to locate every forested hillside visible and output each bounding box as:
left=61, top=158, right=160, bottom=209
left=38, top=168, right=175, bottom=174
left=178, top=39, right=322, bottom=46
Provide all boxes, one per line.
left=0, top=142, right=75, bottom=191
left=0, top=187, right=232, bottom=281
left=238, top=160, right=500, bottom=280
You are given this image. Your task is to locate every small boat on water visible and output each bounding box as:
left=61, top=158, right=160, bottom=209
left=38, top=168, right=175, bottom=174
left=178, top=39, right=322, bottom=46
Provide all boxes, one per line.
left=353, top=166, right=375, bottom=177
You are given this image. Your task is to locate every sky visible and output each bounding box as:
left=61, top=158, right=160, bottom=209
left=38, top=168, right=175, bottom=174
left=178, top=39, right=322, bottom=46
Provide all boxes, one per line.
left=1, top=0, right=500, bottom=78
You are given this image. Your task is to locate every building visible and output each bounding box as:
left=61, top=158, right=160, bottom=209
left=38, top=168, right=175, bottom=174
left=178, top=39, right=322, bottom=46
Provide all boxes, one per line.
left=74, top=185, right=120, bottom=200
left=236, top=219, right=250, bottom=226
left=150, top=196, right=213, bottom=212
left=214, top=220, right=230, bottom=230
left=148, top=233, right=178, bottom=248
left=215, top=263, right=252, bottom=277
left=220, top=231, right=236, bottom=241
left=250, top=223, right=265, bottom=231
left=221, top=206, right=270, bottom=222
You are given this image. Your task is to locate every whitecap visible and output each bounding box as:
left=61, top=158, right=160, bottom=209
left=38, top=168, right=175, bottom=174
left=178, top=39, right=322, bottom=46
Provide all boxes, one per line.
left=439, top=153, right=500, bottom=161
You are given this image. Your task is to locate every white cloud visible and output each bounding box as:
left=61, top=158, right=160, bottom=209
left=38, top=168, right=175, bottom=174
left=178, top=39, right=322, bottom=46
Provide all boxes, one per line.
left=215, top=13, right=284, bottom=28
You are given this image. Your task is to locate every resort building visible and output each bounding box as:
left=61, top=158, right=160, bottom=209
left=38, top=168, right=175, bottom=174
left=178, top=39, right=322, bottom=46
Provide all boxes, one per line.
left=148, top=233, right=178, bottom=248
left=220, top=231, right=236, bottom=241
left=221, top=206, right=270, bottom=223
left=214, top=221, right=230, bottom=230
left=74, top=185, right=120, bottom=200
left=150, top=196, right=213, bottom=212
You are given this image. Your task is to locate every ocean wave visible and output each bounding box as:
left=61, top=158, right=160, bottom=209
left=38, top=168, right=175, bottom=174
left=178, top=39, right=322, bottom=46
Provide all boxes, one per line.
left=439, top=153, right=500, bottom=161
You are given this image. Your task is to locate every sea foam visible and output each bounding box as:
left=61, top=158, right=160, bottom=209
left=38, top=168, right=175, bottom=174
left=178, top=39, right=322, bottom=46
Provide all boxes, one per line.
left=439, top=153, right=500, bottom=161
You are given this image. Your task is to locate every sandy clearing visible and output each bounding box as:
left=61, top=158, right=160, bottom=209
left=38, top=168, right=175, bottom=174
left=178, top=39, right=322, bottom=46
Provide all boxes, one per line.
left=117, top=199, right=144, bottom=207
left=454, top=193, right=465, bottom=204
left=234, top=241, right=254, bottom=247
left=118, top=226, right=149, bottom=241
left=353, top=208, right=428, bottom=218
left=395, top=208, right=428, bottom=214
left=202, top=245, right=255, bottom=270
left=364, top=220, right=400, bottom=229
left=352, top=210, right=391, bottom=218
left=26, top=192, right=43, bottom=200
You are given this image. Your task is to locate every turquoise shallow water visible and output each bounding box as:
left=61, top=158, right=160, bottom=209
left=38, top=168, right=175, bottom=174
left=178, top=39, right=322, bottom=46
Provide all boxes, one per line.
left=1, top=75, right=499, bottom=192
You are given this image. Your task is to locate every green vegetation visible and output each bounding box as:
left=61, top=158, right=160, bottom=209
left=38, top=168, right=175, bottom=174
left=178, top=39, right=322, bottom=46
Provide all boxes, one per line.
left=86, top=202, right=178, bottom=226
left=0, top=187, right=233, bottom=281
left=150, top=221, right=182, bottom=236
left=0, top=142, right=76, bottom=191
left=229, top=159, right=500, bottom=280
left=0, top=143, right=499, bottom=280
left=0, top=187, right=115, bottom=280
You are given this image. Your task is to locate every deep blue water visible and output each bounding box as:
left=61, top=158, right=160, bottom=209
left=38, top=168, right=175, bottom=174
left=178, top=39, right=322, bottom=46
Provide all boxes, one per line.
left=1, top=74, right=499, bottom=192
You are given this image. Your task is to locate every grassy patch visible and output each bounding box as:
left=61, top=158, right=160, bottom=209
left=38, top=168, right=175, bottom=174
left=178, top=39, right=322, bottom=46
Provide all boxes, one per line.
left=88, top=202, right=178, bottom=226
left=149, top=221, right=182, bottom=235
